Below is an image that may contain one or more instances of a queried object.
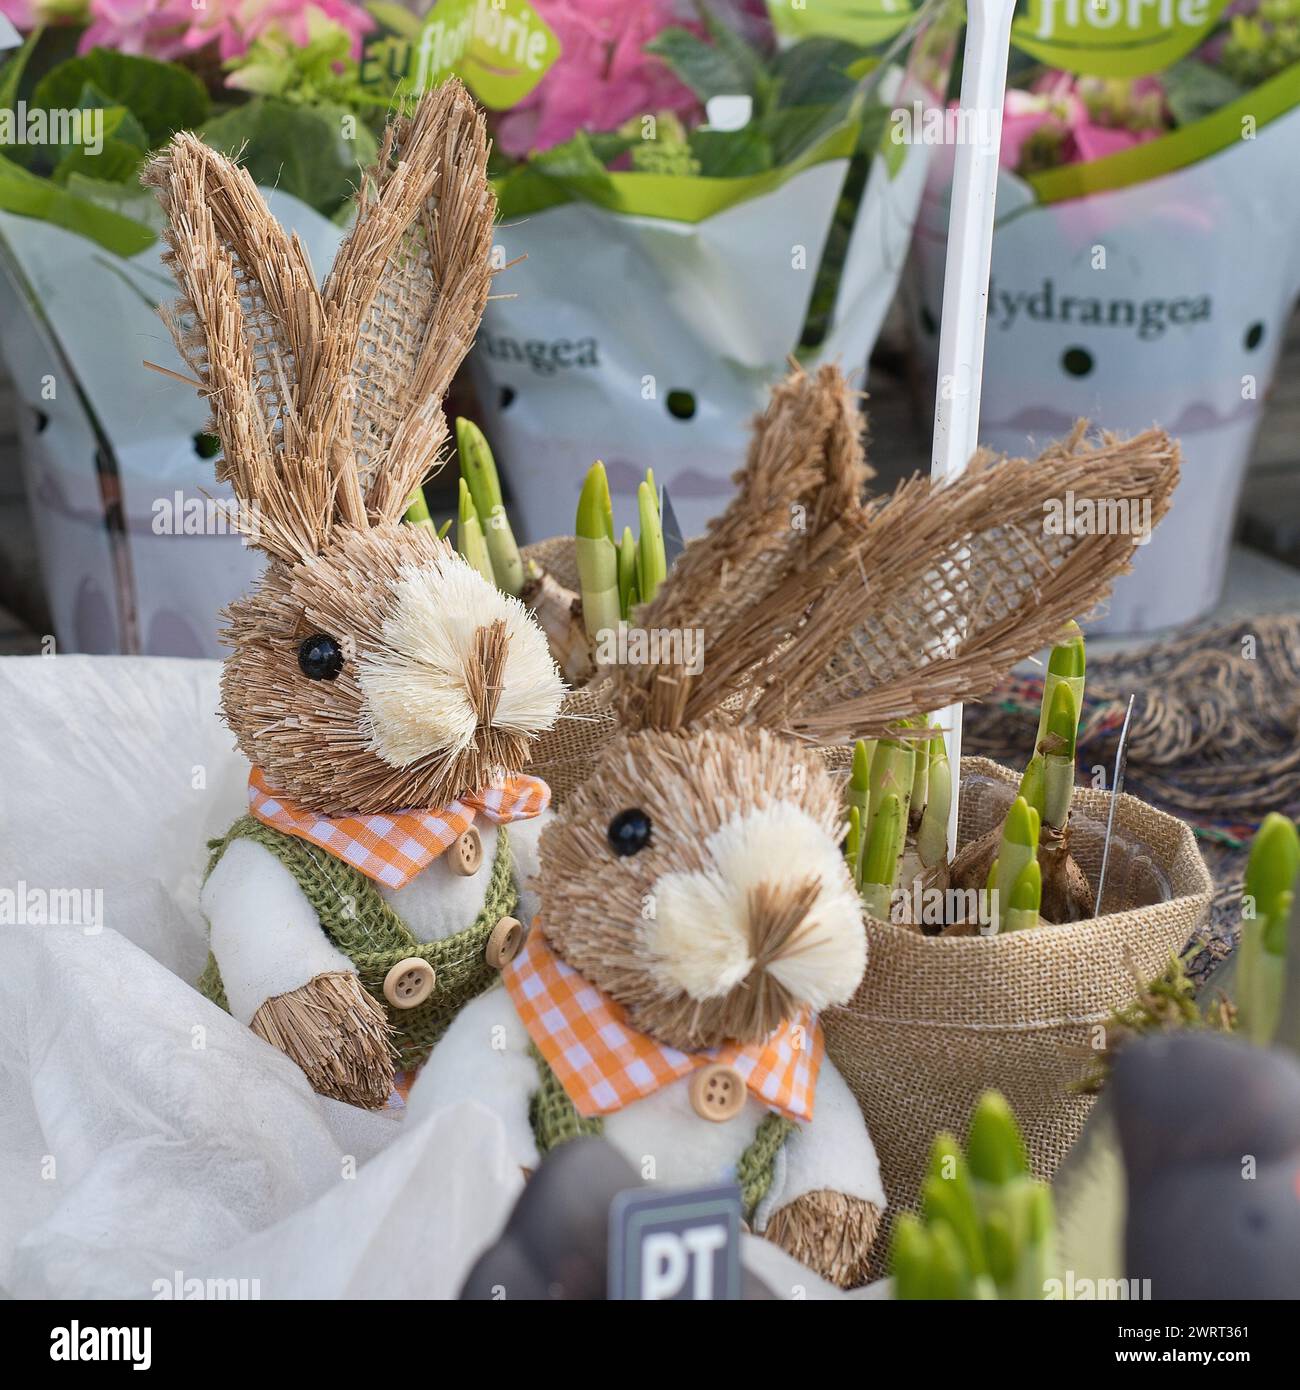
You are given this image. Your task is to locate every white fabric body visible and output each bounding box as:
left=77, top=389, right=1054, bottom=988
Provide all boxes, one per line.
left=0, top=655, right=884, bottom=1297
left=200, top=813, right=551, bottom=1025
left=404, top=985, right=886, bottom=1222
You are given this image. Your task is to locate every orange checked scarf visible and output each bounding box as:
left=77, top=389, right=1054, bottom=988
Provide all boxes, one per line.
left=503, top=926, right=824, bottom=1123
left=246, top=766, right=550, bottom=890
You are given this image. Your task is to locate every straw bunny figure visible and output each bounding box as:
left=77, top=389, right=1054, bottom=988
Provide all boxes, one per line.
left=144, top=84, right=566, bottom=1110
left=408, top=363, right=1181, bottom=1287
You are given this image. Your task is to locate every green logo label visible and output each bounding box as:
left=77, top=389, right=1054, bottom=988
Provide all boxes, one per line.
left=1011, top=0, right=1231, bottom=78
left=402, top=0, right=560, bottom=109
left=767, top=0, right=916, bottom=47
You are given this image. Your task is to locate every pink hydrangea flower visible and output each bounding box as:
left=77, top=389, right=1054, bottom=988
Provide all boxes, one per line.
left=2, top=0, right=94, bottom=28
left=0, top=0, right=38, bottom=27
left=181, top=0, right=373, bottom=63
left=74, top=0, right=372, bottom=63
left=494, top=0, right=706, bottom=157
left=999, top=70, right=1167, bottom=173
left=79, top=0, right=191, bottom=59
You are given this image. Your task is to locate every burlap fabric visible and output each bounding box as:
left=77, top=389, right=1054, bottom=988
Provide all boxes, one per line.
left=523, top=535, right=579, bottom=592
left=521, top=537, right=620, bottom=804
left=824, top=756, right=1212, bottom=1248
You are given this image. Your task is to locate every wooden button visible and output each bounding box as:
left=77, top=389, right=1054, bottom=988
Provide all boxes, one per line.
left=689, top=1063, right=746, bottom=1123
left=383, top=957, right=435, bottom=1009
left=485, top=915, right=525, bottom=969
left=451, top=826, right=483, bottom=876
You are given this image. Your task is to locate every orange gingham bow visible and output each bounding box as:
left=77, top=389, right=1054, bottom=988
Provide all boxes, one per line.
left=503, top=925, right=824, bottom=1123
left=247, top=766, right=550, bottom=890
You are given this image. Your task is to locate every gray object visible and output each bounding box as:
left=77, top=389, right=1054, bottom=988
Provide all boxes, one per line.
left=459, top=1139, right=774, bottom=1300
left=608, top=1184, right=742, bottom=1300
left=1114, top=1032, right=1300, bottom=1300
left=660, top=486, right=686, bottom=570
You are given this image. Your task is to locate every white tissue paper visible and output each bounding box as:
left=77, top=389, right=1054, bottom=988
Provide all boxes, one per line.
left=0, top=655, right=855, bottom=1299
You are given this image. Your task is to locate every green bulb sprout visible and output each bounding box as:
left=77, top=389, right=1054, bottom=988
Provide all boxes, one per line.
left=402, top=483, right=434, bottom=532
left=892, top=1092, right=1056, bottom=1300
left=575, top=463, right=668, bottom=638
left=1035, top=620, right=1085, bottom=756
left=989, top=796, right=1040, bottom=935
left=1040, top=680, right=1080, bottom=834
left=916, top=737, right=952, bottom=873
left=1238, top=813, right=1300, bottom=1046
left=860, top=792, right=903, bottom=922
left=575, top=461, right=621, bottom=642
left=457, top=417, right=524, bottom=596
left=456, top=477, right=494, bottom=586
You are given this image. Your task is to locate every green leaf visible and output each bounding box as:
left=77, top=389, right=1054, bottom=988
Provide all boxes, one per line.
left=201, top=98, right=378, bottom=217
left=528, top=128, right=616, bottom=190
left=1163, top=58, right=1248, bottom=127
left=33, top=48, right=209, bottom=148
left=0, top=149, right=156, bottom=256
left=366, top=0, right=424, bottom=38
left=65, top=171, right=166, bottom=231
left=771, top=37, right=867, bottom=107
left=0, top=29, right=40, bottom=116
left=70, top=86, right=151, bottom=152
left=759, top=99, right=855, bottom=167
left=54, top=136, right=145, bottom=187
left=645, top=26, right=756, bottom=103
left=696, top=2, right=770, bottom=101
left=50, top=102, right=151, bottom=187
left=688, top=125, right=773, bottom=176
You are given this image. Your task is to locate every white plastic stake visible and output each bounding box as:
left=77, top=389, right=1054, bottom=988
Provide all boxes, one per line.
left=929, top=0, right=1018, bottom=860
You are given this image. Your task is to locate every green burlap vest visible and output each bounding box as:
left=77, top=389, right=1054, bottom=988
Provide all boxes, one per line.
left=526, top=1045, right=795, bottom=1224
left=200, top=816, right=518, bottom=1072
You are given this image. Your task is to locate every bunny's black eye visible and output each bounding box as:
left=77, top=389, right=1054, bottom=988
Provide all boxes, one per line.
left=608, top=808, right=652, bottom=857
left=298, top=633, right=344, bottom=681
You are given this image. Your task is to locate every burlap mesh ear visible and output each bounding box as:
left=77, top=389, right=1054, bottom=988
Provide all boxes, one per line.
left=143, top=133, right=337, bottom=561
left=746, top=427, right=1181, bottom=743
left=144, top=82, right=495, bottom=555
left=610, top=362, right=872, bottom=732
left=330, top=80, right=494, bottom=522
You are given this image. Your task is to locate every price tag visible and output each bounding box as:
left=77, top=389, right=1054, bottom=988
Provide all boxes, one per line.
left=608, top=1185, right=742, bottom=1301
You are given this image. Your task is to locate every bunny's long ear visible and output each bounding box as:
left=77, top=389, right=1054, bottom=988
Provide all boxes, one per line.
left=145, top=81, right=494, bottom=557
left=144, top=133, right=336, bottom=562
left=611, top=362, right=872, bottom=730
left=747, top=425, right=1181, bottom=743
left=325, top=80, right=494, bottom=523
left=612, top=361, right=1179, bottom=744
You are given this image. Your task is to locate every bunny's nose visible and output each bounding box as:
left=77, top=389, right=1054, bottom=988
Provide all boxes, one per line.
left=645, top=803, right=866, bottom=1041
left=745, top=877, right=823, bottom=977
left=465, top=619, right=508, bottom=726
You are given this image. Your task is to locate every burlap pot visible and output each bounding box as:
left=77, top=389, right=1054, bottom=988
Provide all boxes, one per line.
left=824, top=756, right=1213, bottom=1239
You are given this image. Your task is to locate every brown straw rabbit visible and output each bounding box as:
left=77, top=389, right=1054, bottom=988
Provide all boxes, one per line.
left=144, top=84, right=566, bottom=1110
left=407, top=363, right=1180, bottom=1287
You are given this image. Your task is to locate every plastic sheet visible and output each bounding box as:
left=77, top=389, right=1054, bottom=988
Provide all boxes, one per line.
left=0, top=655, right=858, bottom=1298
